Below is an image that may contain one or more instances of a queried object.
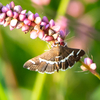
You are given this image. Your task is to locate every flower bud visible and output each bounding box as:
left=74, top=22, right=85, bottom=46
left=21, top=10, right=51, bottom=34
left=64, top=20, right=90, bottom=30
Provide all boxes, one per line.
left=19, top=14, right=26, bottom=21
left=45, top=24, right=49, bottom=30
left=22, top=25, right=29, bottom=32
left=34, top=13, right=39, bottom=18
left=80, top=65, right=88, bottom=71
left=2, top=6, right=9, bottom=13
left=16, top=22, right=24, bottom=29
left=52, top=33, right=59, bottom=39
left=44, top=36, right=54, bottom=42
left=13, top=12, right=19, bottom=19
left=28, top=13, right=34, bottom=21
left=10, top=25, right=15, bottom=30
left=0, top=20, right=4, bottom=25
left=10, top=19, right=18, bottom=27
left=0, top=13, right=6, bottom=20
left=24, top=18, right=31, bottom=25
left=42, top=16, right=49, bottom=23
left=14, top=5, right=22, bottom=13
left=6, top=4, right=10, bottom=9
left=59, top=30, right=66, bottom=39
left=10, top=1, right=15, bottom=9
left=84, top=57, right=93, bottom=66
left=34, top=17, right=41, bottom=24
left=21, top=10, right=26, bottom=14
left=57, top=36, right=64, bottom=42
left=49, top=19, right=55, bottom=27
left=7, top=10, right=13, bottom=17
left=30, top=30, right=38, bottom=39
left=51, top=25, right=60, bottom=32
left=90, top=63, right=96, bottom=70
left=38, top=30, right=45, bottom=40
left=48, top=29, right=55, bottom=36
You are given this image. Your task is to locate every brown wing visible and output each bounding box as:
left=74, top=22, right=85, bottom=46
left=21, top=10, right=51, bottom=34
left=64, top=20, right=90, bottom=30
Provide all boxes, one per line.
left=59, top=45, right=85, bottom=70
left=23, top=45, right=85, bottom=73
left=23, top=46, right=60, bottom=73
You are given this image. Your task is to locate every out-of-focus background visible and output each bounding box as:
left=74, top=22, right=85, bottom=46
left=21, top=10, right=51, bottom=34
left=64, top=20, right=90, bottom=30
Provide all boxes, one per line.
left=0, top=0, right=100, bottom=100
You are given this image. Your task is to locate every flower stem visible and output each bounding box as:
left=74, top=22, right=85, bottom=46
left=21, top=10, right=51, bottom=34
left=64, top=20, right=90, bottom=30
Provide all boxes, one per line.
left=31, top=73, right=46, bottom=100
left=79, top=60, right=100, bottom=80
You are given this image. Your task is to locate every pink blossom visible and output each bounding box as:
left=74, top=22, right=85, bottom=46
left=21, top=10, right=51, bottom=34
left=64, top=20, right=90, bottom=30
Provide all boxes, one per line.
left=2, top=6, right=9, bottom=13
left=19, top=14, right=26, bottom=21
left=7, top=10, right=13, bottom=17
left=24, top=18, right=31, bottom=25
left=13, top=12, right=19, bottom=19
left=10, top=19, right=18, bottom=27
left=31, top=0, right=50, bottom=6
left=14, top=5, right=22, bottom=13
left=84, top=57, right=93, bottom=66
left=38, top=30, right=45, bottom=40
left=44, top=36, right=54, bottom=41
left=34, top=17, right=41, bottom=24
left=22, top=25, right=30, bottom=32
left=28, top=13, right=35, bottom=21
left=42, top=16, right=49, bottom=23
left=9, top=1, right=15, bottom=9
left=30, top=30, right=38, bottom=39
left=49, top=19, right=55, bottom=27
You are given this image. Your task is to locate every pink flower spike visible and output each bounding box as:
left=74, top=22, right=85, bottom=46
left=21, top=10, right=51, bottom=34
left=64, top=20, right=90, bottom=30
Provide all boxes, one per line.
left=34, top=13, right=39, bottom=19
left=2, top=6, right=9, bottom=13
left=49, top=19, right=55, bottom=27
left=51, top=25, right=60, bottom=32
left=90, top=63, right=96, bottom=70
left=13, top=12, right=19, bottom=19
left=84, top=57, right=93, bottom=66
left=28, top=13, right=35, bottom=21
left=44, top=36, right=54, bottom=42
left=22, top=25, right=29, bottom=32
left=10, top=19, right=18, bottom=27
left=14, top=5, right=22, bottom=13
left=10, top=1, right=15, bottom=9
left=42, top=16, right=49, bottom=23
left=38, top=30, right=45, bottom=40
left=34, top=17, right=41, bottom=24
left=24, top=18, right=31, bottom=25
left=30, top=30, right=38, bottom=39
left=19, top=14, right=26, bottom=21
left=7, top=10, right=13, bottom=17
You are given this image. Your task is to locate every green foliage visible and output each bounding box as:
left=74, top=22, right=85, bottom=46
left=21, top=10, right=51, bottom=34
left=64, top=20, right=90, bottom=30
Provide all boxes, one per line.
left=0, top=0, right=100, bottom=100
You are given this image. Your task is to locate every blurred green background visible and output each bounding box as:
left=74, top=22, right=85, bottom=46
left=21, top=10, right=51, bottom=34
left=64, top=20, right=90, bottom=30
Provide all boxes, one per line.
left=0, top=0, right=100, bottom=100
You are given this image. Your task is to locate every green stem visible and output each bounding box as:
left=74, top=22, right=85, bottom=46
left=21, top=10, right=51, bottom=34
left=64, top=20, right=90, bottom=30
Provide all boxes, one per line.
left=0, top=83, right=8, bottom=100
left=55, top=0, right=70, bottom=20
left=79, top=60, right=100, bottom=80
left=31, top=73, right=46, bottom=100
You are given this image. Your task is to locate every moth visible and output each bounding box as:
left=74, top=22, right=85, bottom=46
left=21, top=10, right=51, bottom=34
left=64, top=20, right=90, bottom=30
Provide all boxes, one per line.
left=23, top=44, right=85, bottom=74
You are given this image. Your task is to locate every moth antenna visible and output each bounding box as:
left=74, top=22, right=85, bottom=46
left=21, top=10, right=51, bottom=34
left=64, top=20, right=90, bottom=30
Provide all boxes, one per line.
left=65, top=36, right=75, bottom=41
